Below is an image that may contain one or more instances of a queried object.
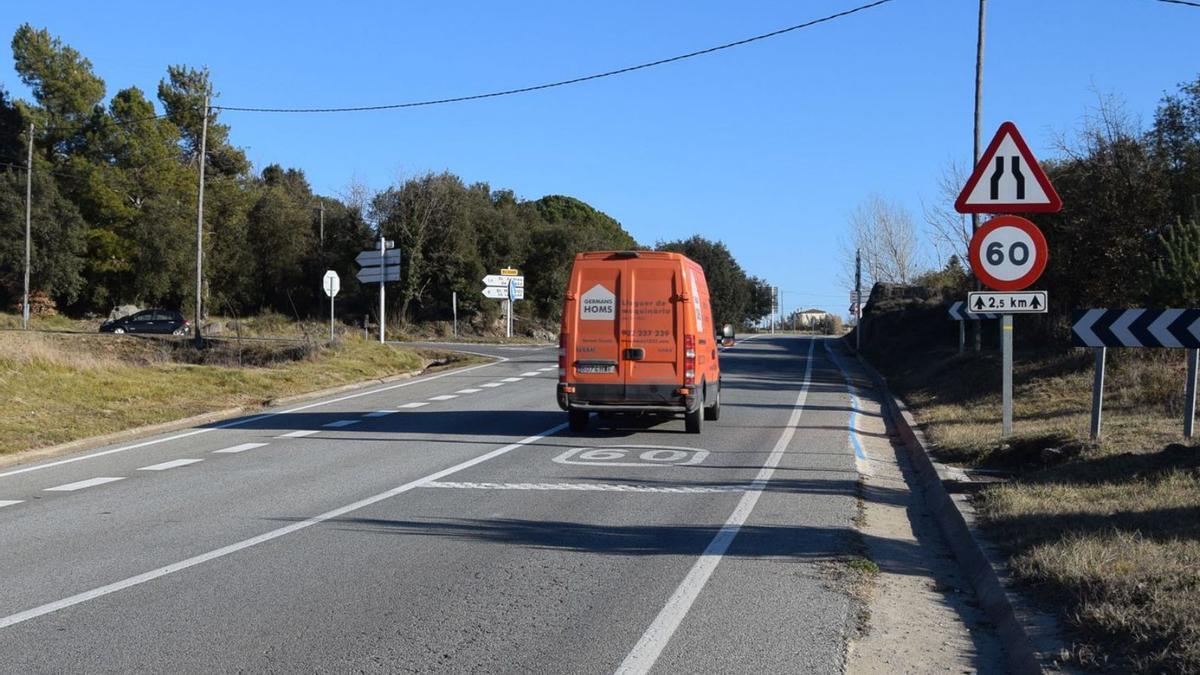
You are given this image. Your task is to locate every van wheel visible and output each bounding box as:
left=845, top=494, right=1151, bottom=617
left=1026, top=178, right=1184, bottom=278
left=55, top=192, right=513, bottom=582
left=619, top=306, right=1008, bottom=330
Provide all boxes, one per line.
left=704, top=383, right=721, bottom=421
left=568, top=409, right=589, bottom=432
left=685, top=405, right=703, bottom=434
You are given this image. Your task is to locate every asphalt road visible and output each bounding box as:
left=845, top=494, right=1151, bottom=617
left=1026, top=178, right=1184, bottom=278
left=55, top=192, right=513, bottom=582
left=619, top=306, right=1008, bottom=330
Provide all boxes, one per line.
left=0, top=334, right=866, bottom=673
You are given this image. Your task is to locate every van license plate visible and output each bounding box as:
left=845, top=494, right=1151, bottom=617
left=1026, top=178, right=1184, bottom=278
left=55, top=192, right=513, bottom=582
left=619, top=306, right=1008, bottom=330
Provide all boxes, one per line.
left=577, top=364, right=615, bottom=374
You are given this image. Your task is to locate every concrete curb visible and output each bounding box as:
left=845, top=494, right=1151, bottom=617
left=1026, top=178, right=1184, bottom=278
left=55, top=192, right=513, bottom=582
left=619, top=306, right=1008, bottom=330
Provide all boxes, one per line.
left=846, top=342, right=1064, bottom=674
left=0, top=368, right=430, bottom=471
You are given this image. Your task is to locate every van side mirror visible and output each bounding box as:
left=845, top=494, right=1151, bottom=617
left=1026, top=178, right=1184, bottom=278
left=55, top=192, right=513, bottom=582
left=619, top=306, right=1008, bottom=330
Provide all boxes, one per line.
left=722, top=324, right=734, bottom=338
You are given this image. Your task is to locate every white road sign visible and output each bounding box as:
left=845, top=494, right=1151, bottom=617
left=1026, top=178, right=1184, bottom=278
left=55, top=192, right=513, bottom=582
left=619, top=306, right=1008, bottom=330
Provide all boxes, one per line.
left=322, top=270, right=340, bottom=297
left=483, top=286, right=524, bottom=300
left=967, top=291, right=1048, bottom=314
left=357, top=266, right=401, bottom=284
left=483, top=274, right=524, bottom=288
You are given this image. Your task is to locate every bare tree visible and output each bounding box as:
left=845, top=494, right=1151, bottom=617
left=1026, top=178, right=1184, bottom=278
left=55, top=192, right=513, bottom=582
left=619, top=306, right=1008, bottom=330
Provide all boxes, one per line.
left=922, top=161, right=972, bottom=266
left=842, top=194, right=922, bottom=290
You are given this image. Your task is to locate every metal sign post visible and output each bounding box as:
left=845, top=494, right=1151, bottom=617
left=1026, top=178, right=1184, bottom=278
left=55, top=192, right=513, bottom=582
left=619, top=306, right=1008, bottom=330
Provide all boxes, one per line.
left=482, top=269, right=522, bottom=339
left=1187, top=349, right=1198, bottom=439
left=378, top=237, right=385, bottom=343
left=452, top=291, right=458, bottom=338
left=1001, top=314, right=1013, bottom=436
left=322, top=270, right=340, bottom=343
left=1090, top=347, right=1106, bottom=440
left=355, top=239, right=398, bottom=344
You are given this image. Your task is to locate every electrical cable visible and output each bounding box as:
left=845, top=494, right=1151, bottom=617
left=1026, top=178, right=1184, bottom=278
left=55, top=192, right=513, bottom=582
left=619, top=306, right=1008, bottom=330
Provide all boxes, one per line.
left=1155, top=0, right=1200, bottom=7
left=212, top=0, right=896, bottom=114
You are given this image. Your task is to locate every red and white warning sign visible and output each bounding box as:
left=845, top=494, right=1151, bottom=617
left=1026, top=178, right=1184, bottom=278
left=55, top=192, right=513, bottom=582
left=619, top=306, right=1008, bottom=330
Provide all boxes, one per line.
left=968, top=215, right=1048, bottom=292
left=955, top=121, right=1062, bottom=214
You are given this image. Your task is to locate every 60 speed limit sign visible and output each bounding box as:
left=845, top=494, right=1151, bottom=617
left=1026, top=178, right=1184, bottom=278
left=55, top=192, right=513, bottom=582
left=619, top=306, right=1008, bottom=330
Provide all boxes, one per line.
left=968, top=215, right=1048, bottom=291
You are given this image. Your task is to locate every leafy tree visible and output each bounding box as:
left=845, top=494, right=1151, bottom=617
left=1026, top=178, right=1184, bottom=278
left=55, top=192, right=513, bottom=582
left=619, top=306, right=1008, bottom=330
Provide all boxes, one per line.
left=1151, top=215, right=1200, bottom=306
left=0, top=167, right=85, bottom=308
left=246, top=165, right=317, bottom=312
left=10, top=24, right=105, bottom=161
left=157, top=65, right=249, bottom=176
left=656, top=236, right=751, bottom=327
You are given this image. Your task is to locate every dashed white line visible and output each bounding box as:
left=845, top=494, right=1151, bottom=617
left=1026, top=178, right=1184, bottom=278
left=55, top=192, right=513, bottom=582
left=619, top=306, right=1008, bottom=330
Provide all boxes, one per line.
left=501, top=377, right=523, bottom=383
left=138, top=459, right=203, bottom=472
left=276, top=429, right=319, bottom=439
left=45, top=477, right=125, bottom=492
left=519, top=371, right=541, bottom=377
left=0, top=500, right=23, bottom=508
left=322, top=420, right=359, bottom=428
left=537, top=366, right=556, bottom=372
left=455, top=388, right=483, bottom=394
left=364, top=410, right=396, bottom=418
left=479, top=382, right=505, bottom=388
left=212, top=442, right=267, bottom=454
left=428, top=395, right=458, bottom=401
left=398, top=402, right=429, bottom=409
left=0, top=421, right=568, bottom=631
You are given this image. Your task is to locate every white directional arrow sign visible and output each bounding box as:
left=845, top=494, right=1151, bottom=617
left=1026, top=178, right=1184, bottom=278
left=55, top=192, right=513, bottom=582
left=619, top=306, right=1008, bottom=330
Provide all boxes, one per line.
left=483, top=274, right=524, bottom=287
left=356, top=250, right=401, bottom=267
left=482, top=286, right=524, bottom=299
left=357, top=267, right=401, bottom=283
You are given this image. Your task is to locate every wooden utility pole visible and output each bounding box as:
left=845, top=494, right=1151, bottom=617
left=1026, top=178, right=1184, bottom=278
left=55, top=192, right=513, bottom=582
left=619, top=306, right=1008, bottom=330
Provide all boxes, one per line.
left=194, top=97, right=209, bottom=348
left=22, top=123, right=32, bottom=329
left=972, top=0, right=986, bottom=352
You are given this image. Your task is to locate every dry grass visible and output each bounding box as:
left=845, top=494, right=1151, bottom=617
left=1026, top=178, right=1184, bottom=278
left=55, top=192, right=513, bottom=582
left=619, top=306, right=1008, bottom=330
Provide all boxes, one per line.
left=878, top=344, right=1200, bottom=673
left=0, top=332, right=431, bottom=455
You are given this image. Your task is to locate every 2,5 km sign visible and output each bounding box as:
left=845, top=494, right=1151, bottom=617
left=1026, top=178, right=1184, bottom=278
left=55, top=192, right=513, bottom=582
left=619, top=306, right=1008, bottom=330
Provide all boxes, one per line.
left=968, top=215, right=1048, bottom=292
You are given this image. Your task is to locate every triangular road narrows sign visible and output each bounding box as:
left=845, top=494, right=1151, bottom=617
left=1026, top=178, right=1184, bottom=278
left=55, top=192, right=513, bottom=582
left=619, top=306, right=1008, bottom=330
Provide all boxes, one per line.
left=955, top=121, right=1062, bottom=214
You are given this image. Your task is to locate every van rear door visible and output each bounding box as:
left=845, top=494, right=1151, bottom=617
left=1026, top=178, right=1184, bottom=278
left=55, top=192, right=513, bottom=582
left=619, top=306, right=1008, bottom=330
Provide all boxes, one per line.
left=572, top=263, right=623, bottom=395
left=622, top=261, right=680, bottom=391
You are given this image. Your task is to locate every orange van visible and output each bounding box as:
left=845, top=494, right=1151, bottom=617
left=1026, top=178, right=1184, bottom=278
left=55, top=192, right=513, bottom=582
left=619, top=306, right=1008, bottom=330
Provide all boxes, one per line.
left=556, top=251, right=721, bottom=433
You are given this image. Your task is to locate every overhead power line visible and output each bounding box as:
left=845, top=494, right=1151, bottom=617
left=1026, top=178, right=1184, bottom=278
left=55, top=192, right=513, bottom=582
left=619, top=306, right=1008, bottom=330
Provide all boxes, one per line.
left=212, top=0, right=897, bottom=114
left=1156, top=0, right=1200, bottom=7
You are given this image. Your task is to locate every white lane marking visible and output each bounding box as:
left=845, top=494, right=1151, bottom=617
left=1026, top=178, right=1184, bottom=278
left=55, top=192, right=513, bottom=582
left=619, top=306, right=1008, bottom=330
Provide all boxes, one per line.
left=616, top=337, right=817, bottom=675
left=519, top=371, right=541, bottom=377
left=212, top=442, right=267, bottom=454
left=454, top=388, right=483, bottom=394
left=537, top=367, right=556, bottom=372
left=322, top=420, right=359, bottom=428
left=276, top=430, right=319, bottom=439
left=501, top=377, right=523, bottom=383
left=553, top=446, right=709, bottom=467
left=0, top=356, right=509, bottom=481
left=398, top=402, right=429, bottom=409
left=0, top=500, right=23, bottom=508
left=45, top=477, right=126, bottom=492
left=137, top=459, right=203, bottom=472
left=425, top=481, right=747, bottom=494
left=428, top=395, right=458, bottom=401
left=480, top=382, right=505, bottom=388
left=364, top=411, right=396, bottom=418
left=0, top=422, right=568, bottom=631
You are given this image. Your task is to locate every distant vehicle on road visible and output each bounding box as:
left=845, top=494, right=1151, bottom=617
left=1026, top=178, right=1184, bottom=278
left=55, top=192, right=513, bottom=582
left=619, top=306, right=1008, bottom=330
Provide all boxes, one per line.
left=557, top=250, right=721, bottom=433
left=99, top=309, right=191, bottom=336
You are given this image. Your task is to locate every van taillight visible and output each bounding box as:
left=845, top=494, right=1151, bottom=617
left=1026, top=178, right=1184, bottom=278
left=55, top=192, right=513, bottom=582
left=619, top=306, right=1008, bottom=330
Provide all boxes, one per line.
left=684, top=334, right=696, bottom=385
left=558, top=334, right=567, bottom=379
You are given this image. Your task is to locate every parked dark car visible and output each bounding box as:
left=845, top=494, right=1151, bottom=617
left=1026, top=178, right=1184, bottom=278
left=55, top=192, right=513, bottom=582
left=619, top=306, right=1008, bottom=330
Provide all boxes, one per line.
left=99, top=309, right=191, bottom=336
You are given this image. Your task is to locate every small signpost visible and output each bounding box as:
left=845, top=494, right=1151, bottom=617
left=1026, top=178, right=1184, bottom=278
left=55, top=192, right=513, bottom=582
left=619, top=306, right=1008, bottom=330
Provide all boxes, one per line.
left=956, top=121, right=1060, bottom=438
left=482, top=268, right=523, bottom=338
left=1072, top=309, right=1200, bottom=440
left=322, top=270, right=340, bottom=342
left=948, top=301, right=998, bottom=354
left=356, top=238, right=398, bottom=343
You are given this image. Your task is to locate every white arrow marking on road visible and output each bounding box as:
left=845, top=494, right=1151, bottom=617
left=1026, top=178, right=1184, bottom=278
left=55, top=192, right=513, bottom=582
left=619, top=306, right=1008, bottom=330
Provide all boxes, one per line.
left=1073, top=309, right=1107, bottom=347
left=45, top=477, right=125, bottom=492
left=1110, top=311, right=1140, bottom=347
left=1148, top=309, right=1184, bottom=348
left=213, top=443, right=268, bottom=454
left=138, top=459, right=203, bottom=471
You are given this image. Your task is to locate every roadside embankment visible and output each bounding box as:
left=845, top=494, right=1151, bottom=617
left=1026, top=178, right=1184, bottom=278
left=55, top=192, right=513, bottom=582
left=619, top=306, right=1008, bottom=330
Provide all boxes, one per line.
left=0, top=332, right=473, bottom=457
left=858, top=292, right=1199, bottom=673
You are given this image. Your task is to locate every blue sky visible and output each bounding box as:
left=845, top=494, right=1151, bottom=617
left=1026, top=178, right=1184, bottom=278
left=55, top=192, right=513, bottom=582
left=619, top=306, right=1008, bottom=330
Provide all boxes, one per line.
left=3, top=1, right=1197, bottom=316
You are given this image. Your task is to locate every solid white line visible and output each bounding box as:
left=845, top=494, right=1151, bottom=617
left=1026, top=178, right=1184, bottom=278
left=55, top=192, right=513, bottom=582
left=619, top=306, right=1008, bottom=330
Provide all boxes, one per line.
left=137, top=459, right=203, bottom=472
left=454, top=388, right=483, bottom=394
left=0, top=357, right=509, bottom=481
left=0, top=500, right=23, bottom=508
left=0, top=422, right=568, bottom=631
left=397, top=402, right=429, bottom=409
left=479, top=382, right=505, bottom=388
left=615, top=337, right=817, bottom=675
left=363, top=410, right=395, bottom=418
left=276, top=429, right=319, bottom=439
left=45, top=477, right=126, bottom=492
left=501, top=377, right=523, bottom=383
left=519, top=371, right=541, bottom=377
left=322, top=420, right=359, bottom=428
left=425, top=481, right=747, bottom=494
left=212, top=442, right=267, bottom=454
left=428, top=395, right=458, bottom=401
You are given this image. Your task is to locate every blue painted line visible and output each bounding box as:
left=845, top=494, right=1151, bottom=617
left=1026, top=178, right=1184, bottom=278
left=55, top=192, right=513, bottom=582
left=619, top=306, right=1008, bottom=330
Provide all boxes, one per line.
left=847, top=393, right=869, bottom=463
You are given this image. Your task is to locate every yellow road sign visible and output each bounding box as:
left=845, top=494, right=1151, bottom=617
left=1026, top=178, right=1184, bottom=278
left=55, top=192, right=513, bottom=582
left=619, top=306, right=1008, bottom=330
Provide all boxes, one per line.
left=500, top=268, right=519, bottom=276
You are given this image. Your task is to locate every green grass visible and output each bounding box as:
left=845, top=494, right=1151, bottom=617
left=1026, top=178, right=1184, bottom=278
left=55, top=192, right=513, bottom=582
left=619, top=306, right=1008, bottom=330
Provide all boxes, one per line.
left=875, top=343, right=1200, bottom=672
left=0, top=332, right=433, bottom=455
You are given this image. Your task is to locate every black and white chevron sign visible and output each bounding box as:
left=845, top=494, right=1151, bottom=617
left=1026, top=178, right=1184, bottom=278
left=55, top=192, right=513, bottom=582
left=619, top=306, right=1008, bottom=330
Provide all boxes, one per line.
left=948, top=301, right=998, bottom=321
left=1072, top=309, right=1200, bottom=348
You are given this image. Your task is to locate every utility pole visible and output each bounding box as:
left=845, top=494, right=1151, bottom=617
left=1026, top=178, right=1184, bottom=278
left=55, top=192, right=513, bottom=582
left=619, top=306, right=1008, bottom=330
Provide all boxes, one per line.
left=318, top=201, right=325, bottom=247
left=194, top=96, right=209, bottom=349
left=971, top=0, right=986, bottom=352
left=378, top=235, right=386, bottom=344
left=22, top=123, right=33, bottom=329
left=855, top=248, right=862, bottom=352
